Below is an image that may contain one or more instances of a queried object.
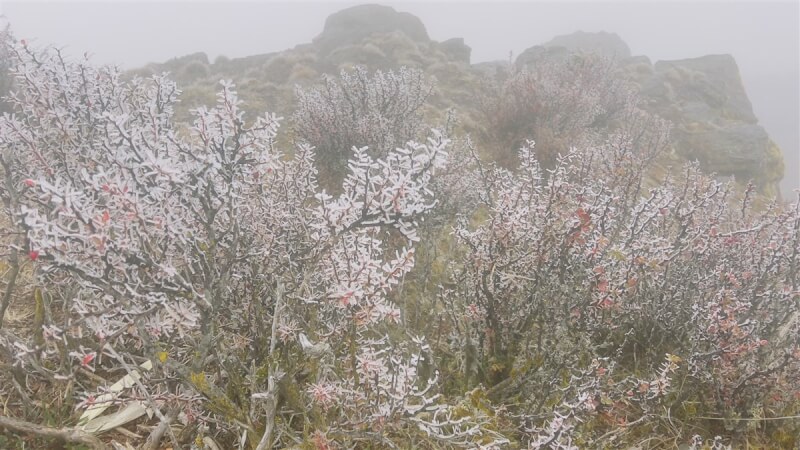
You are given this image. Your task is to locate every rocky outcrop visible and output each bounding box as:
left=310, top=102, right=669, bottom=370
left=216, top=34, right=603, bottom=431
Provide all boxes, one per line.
left=518, top=31, right=784, bottom=196
left=515, top=31, right=629, bottom=66
left=543, top=31, right=631, bottom=59
left=138, top=9, right=785, bottom=197
left=312, top=4, right=430, bottom=54
left=631, top=54, right=784, bottom=196
left=515, top=45, right=570, bottom=67
left=309, top=5, right=470, bottom=70
left=437, top=38, right=471, bottom=65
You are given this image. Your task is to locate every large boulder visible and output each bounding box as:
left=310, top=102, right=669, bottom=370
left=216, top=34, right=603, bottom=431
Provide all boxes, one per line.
left=543, top=31, right=631, bottom=59
left=312, top=4, right=430, bottom=54
left=515, top=31, right=784, bottom=196
left=515, top=45, right=570, bottom=67
left=437, top=38, right=471, bottom=64
left=648, top=55, right=757, bottom=123
left=515, top=31, right=630, bottom=67
left=634, top=54, right=784, bottom=195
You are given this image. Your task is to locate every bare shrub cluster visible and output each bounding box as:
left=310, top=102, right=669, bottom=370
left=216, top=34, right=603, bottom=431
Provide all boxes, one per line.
left=475, top=56, right=631, bottom=169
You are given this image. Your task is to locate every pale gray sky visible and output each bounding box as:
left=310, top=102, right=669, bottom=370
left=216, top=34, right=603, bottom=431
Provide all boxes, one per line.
left=1, top=1, right=798, bottom=194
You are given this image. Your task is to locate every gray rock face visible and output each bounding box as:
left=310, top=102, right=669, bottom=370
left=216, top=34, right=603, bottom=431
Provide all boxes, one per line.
left=515, top=45, right=570, bottom=67
left=438, top=38, right=471, bottom=64
left=515, top=31, right=629, bottom=66
left=515, top=30, right=784, bottom=196
left=543, top=31, right=632, bottom=59
left=313, top=4, right=430, bottom=54
left=634, top=54, right=784, bottom=194
left=649, top=55, right=756, bottom=123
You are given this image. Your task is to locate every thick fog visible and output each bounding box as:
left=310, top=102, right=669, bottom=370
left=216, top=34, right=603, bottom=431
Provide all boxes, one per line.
left=2, top=0, right=797, bottom=195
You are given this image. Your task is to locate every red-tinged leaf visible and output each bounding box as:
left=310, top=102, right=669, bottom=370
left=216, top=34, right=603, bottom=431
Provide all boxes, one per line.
left=577, top=208, right=591, bottom=224
left=23, top=178, right=36, bottom=187
left=81, top=352, right=96, bottom=367
left=597, top=280, right=609, bottom=293
left=339, top=291, right=354, bottom=307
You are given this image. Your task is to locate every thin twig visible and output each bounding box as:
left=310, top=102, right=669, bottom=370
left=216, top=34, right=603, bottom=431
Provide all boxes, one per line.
left=0, top=414, right=109, bottom=450
left=691, top=414, right=800, bottom=422
left=144, top=407, right=178, bottom=450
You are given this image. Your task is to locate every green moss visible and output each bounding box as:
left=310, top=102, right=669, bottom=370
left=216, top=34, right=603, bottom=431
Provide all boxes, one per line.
left=188, top=371, right=250, bottom=426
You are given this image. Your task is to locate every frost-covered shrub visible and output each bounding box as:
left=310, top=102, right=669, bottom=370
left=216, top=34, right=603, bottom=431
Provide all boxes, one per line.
left=0, top=39, right=504, bottom=449
left=0, top=30, right=798, bottom=450
left=476, top=55, right=630, bottom=169
left=293, top=65, right=433, bottom=190
left=0, top=26, right=11, bottom=114
left=444, top=106, right=800, bottom=446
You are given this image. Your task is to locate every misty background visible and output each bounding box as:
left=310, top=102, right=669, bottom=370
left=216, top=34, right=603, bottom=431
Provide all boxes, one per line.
left=2, top=0, right=797, bottom=195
